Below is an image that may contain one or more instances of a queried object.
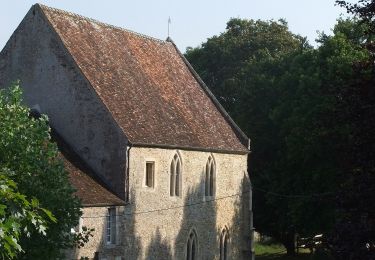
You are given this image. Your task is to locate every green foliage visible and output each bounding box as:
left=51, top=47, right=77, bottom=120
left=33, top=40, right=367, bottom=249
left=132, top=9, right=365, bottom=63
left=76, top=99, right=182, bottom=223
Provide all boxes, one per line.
left=255, top=242, right=333, bottom=260
left=0, top=82, right=83, bottom=259
left=73, top=226, right=95, bottom=249
left=329, top=1, right=375, bottom=259
left=185, top=17, right=370, bottom=255
left=255, top=242, right=286, bottom=256
left=336, top=0, right=375, bottom=36
left=0, top=169, right=55, bottom=259
left=186, top=18, right=307, bottom=114
left=262, top=18, right=369, bottom=240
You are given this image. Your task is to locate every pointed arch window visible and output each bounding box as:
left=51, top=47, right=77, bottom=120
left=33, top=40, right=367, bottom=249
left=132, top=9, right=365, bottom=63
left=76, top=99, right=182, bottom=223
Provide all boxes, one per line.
left=205, top=156, right=216, bottom=197
left=220, top=228, right=229, bottom=260
left=170, top=153, right=182, bottom=196
left=186, top=230, right=198, bottom=260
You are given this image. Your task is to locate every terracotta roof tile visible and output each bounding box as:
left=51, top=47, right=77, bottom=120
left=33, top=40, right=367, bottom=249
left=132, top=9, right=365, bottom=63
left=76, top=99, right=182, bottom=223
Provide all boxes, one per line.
left=39, top=4, right=249, bottom=153
left=64, top=155, right=124, bottom=206
left=54, top=131, right=124, bottom=206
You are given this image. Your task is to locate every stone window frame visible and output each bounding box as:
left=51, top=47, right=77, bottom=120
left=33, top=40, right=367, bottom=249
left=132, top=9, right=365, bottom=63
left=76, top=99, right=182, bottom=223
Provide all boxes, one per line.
left=144, top=159, right=156, bottom=189
left=219, top=226, right=230, bottom=260
left=204, top=154, right=216, bottom=198
left=105, top=207, right=117, bottom=245
left=186, top=229, right=199, bottom=260
left=170, top=151, right=183, bottom=197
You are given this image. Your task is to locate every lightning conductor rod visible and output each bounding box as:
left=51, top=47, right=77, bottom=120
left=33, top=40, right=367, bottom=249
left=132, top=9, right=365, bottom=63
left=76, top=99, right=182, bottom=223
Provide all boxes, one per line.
left=168, top=16, right=171, bottom=37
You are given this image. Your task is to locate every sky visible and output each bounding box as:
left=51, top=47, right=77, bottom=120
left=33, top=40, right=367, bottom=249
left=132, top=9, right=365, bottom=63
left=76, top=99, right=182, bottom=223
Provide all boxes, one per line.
left=1, top=0, right=352, bottom=52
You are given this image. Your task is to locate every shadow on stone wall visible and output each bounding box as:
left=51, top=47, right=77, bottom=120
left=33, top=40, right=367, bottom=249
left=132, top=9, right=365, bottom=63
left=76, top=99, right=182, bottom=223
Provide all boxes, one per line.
left=90, top=189, right=142, bottom=260
left=87, top=171, right=250, bottom=260
left=144, top=228, right=173, bottom=260
left=121, top=189, right=142, bottom=259
left=231, top=172, right=252, bottom=259
left=174, top=175, right=218, bottom=259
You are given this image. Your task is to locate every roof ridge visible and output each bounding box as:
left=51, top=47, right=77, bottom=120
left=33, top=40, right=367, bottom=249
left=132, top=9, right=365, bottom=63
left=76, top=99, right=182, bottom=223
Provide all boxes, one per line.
left=36, top=3, right=168, bottom=44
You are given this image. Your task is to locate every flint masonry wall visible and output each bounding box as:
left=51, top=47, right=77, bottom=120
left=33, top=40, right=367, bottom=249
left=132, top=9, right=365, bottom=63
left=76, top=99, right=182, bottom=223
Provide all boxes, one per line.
left=0, top=6, right=128, bottom=198
left=125, top=147, right=251, bottom=260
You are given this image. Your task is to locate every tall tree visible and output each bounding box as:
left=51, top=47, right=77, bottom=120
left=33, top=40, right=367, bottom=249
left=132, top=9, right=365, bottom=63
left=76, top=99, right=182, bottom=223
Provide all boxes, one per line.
left=186, top=18, right=307, bottom=115
left=185, top=17, right=369, bottom=255
left=329, top=1, right=375, bottom=258
left=0, top=83, right=83, bottom=259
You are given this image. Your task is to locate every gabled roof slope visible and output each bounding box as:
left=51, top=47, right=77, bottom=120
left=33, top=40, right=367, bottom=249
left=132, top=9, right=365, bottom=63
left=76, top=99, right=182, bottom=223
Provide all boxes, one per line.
left=38, top=4, right=249, bottom=153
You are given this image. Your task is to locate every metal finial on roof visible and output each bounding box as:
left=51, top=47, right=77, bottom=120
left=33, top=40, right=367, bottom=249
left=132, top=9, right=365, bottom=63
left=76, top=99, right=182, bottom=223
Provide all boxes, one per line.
left=168, top=16, right=171, bottom=38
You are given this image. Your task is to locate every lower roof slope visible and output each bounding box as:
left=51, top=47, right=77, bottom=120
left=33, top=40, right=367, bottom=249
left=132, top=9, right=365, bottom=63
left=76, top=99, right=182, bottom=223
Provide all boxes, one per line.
left=38, top=4, right=249, bottom=153
left=54, top=130, right=124, bottom=207
left=64, top=156, right=124, bottom=207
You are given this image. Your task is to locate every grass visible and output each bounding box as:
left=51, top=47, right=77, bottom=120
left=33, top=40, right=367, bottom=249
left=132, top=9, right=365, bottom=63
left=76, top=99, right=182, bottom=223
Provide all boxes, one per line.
left=255, top=242, right=287, bottom=256
left=255, top=242, right=334, bottom=260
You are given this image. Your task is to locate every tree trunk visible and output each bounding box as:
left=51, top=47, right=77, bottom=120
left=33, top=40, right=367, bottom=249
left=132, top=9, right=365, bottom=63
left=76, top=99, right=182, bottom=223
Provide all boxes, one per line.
left=282, top=231, right=296, bottom=256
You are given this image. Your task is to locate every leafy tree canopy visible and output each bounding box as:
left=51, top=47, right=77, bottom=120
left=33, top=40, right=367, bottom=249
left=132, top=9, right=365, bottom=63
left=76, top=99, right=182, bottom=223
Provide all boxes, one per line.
left=329, top=1, right=375, bottom=258
left=0, top=169, right=54, bottom=259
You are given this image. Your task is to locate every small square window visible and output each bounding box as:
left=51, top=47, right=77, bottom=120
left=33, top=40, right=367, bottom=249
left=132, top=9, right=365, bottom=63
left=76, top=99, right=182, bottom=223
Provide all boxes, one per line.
left=145, top=162, right=155, bottom=188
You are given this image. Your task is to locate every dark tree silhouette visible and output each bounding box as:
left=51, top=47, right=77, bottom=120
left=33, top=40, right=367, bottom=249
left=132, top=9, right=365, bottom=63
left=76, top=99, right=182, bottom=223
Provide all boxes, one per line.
left=328, top=1, right=375, bottom=259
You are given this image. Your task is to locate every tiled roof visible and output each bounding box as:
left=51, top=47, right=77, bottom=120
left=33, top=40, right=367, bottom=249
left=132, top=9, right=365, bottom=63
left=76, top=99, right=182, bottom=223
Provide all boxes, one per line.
left=53, top=131, right=124, bottom=207
left=64, top=156, right=124, bottom=206
left=38, top=4, right=249, bottom=154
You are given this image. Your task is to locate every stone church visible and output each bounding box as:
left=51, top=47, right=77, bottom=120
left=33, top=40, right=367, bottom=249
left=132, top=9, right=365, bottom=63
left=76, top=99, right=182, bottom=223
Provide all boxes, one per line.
left=0, top=4, right=253, bottom=260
